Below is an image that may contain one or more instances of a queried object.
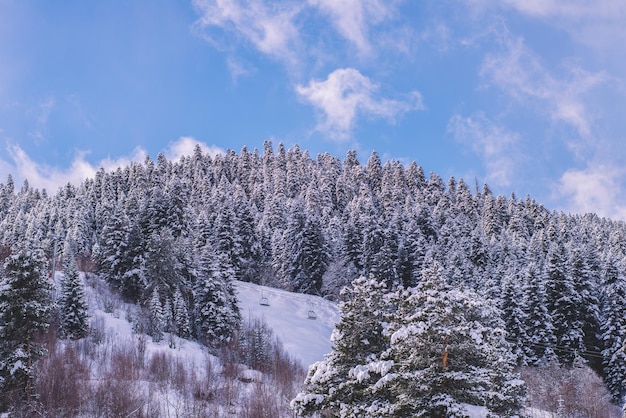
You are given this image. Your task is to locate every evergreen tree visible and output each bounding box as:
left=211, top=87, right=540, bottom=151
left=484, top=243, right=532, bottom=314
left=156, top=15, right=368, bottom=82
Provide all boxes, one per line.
left=97, top=203, right=141, bottom=298
left=0, top=244, right=53, bottom=408
left=292, top=277, right=391, bottom=416
left=366, top=150, right=383, bottom=195
left=283, top=199, right=329, bottom=294
left=293, top=262, right=526, bottom=417
left=375, top=260, right=526, bottom=417
left=148, top=286, right=165, bottom=342
left=601, top=254, right=626, bottom=403
left=522, top=260, right=557, bottom=365
left=59, top=240, right=89, bottom=339
left=141, top=228, right=184, bottom=302
left=173, top=288, right=191, bottom=338
left=501, top=267, right=528, bottom=365
left=233, top=186, right=262, bottom=282
left=567, top=244, right=601, bottom=366
left=545, top=241, right=585, bottom=364
left=193, top=244, right=241, bottom=347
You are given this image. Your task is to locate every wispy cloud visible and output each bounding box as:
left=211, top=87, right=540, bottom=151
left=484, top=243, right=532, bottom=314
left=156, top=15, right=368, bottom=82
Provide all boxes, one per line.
left=481, top=31, right=607, bottom=141
left=448, top=112, right=520, bottom=188
left=226, top=56, right=256, bottom=82
left=296, top=68, right=423, bottom=140
left=500, top=0, right=626, bottom=74
left=308, top=0, right=394, bottom=56
left=557, top=163, right=626, bottom=220
left=500, top=0, right=626, bottom=20
left=192, top=0, right=302, bottom=67
left=28, top=97, right=55, bottom=142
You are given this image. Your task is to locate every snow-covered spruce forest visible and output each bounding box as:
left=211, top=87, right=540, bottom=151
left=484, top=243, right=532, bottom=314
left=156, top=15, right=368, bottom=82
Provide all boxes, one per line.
left=1, top=141, right=626, bottom=416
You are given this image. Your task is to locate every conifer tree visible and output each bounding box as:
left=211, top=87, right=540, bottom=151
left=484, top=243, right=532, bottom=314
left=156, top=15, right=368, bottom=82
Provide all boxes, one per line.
left=375, top=260, right=526, bottom=417
left=148, top=287, right=165, bottom=342
left=545, top=241, right=586, bottom=364
left=600, top=254, right=626, bottom=403
left=291, top=277, right=391, bottom=416
left=173, top=288, right=191, bottom=338
left=59, top=240, right=89, bottom=339
left=522, top=260, right=557, bottom=364
left=567, top=244, right=601, bottom=365
left=501, top=267, right=529, bottom=365
left=193, top=244, right=241, bottom=347
left=293, top=262, right=526, bottom=417
left=283, top=199, right=329, bottom=294
left=0, top=244, right=53, bottom=407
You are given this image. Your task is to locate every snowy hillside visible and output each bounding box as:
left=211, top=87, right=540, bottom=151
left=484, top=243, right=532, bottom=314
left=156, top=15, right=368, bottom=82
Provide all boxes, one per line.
left=82, top=275, right=341, bottom=373
left=235, top=281, right=339, bottom=367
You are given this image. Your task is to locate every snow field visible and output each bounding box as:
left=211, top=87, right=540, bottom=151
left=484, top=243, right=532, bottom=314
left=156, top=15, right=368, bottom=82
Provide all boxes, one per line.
left=235, top=280, right=340, bottom=368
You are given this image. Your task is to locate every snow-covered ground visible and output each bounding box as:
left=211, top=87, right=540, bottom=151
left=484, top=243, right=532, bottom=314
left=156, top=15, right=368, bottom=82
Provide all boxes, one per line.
left=54, top=274, right=553, bottom=418
left=235, top=281, right=339, bottom=368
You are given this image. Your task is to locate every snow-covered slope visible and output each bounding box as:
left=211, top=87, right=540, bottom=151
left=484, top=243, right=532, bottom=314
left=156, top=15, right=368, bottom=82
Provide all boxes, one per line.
left=235, top=281, right=339, bottom=368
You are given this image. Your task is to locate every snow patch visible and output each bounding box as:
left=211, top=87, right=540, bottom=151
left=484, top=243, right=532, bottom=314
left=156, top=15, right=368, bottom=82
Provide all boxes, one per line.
left=234, top=281, right=339, bottom=367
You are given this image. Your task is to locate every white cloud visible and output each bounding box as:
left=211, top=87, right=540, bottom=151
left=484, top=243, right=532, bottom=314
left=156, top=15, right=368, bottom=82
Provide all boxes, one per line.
left=165, top=137, right=225, bottom=161
left=308, top=0, right=393, bottom=56
left=1, top=144, right=147, bottom=193
left=192, top=0, right=301, bottom=66
left=296, top=68, right=423, bottom=140
left=448, top=113, right=520, bottom=188
left=557, top=164, right=626, bottom=220
left=0, top=137, right=223, bottom=194
left=480, top=31, right=607, bottom=141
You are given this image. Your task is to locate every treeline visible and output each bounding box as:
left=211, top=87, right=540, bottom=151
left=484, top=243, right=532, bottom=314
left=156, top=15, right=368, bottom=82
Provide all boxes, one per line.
left=1, top=142, right=626, bottom=402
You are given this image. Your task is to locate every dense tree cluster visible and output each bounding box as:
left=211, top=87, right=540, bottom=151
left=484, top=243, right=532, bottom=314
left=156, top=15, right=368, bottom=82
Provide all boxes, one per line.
left=292, top=264, right=526, bottom=416
left=1, top=142, right=626, bottom=402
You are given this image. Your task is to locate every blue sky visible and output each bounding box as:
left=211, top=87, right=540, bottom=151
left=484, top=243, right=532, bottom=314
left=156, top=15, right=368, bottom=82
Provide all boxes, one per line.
left=2, top=1, right=626, bottom=219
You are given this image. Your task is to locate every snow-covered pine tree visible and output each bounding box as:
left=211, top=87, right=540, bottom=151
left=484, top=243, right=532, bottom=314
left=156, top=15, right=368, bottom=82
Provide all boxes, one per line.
left=0, top=244, right=54, bottom=408
left=600, top=253, right=626, bottom=403
left=172, top=287, right=191, bottom=338
left=545, top=241, right=589, bottom=364
left=522, top=254, right=557, bottom=365
left=97, top=203, right=137, bottom=297
left=374, top=259, right=526, bottom=417
left=148, top=286, right=165, bottom=342
left=293, top=262, right=526, bottom=417
left=193, top=243, right=241, bottom=347
left=566, top=244, right=601, bottom=365
left=59, top=240, right=89, bottom=339
left=283, top=198, right=329, bottom=294
left=501, top=266, right=529, bottom=365
left=233, top=186, right=262, bottom=283
left=291, top=277, right=392, bottom=416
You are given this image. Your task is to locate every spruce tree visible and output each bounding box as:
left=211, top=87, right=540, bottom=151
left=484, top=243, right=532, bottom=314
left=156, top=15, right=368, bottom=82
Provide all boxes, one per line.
left=0, top=244, right=53, bottom=408
left=522, top=260, right=557, bottom=364
left=284, top=199, right=329, bottom=294
left=59, top=240, right=89, bottom=339
left=193, top=244, right=241, bottom=347
left=148, top=287, right=165, bottom=342
left=600, top=254, right=626, bottom=403
left=293, top=262, right=526, bottom=417
left=173, top=288, right=191, bottom=338
left=291, top=277, right=391, bottom=416
left=376, top=260, right=526, bottom=417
